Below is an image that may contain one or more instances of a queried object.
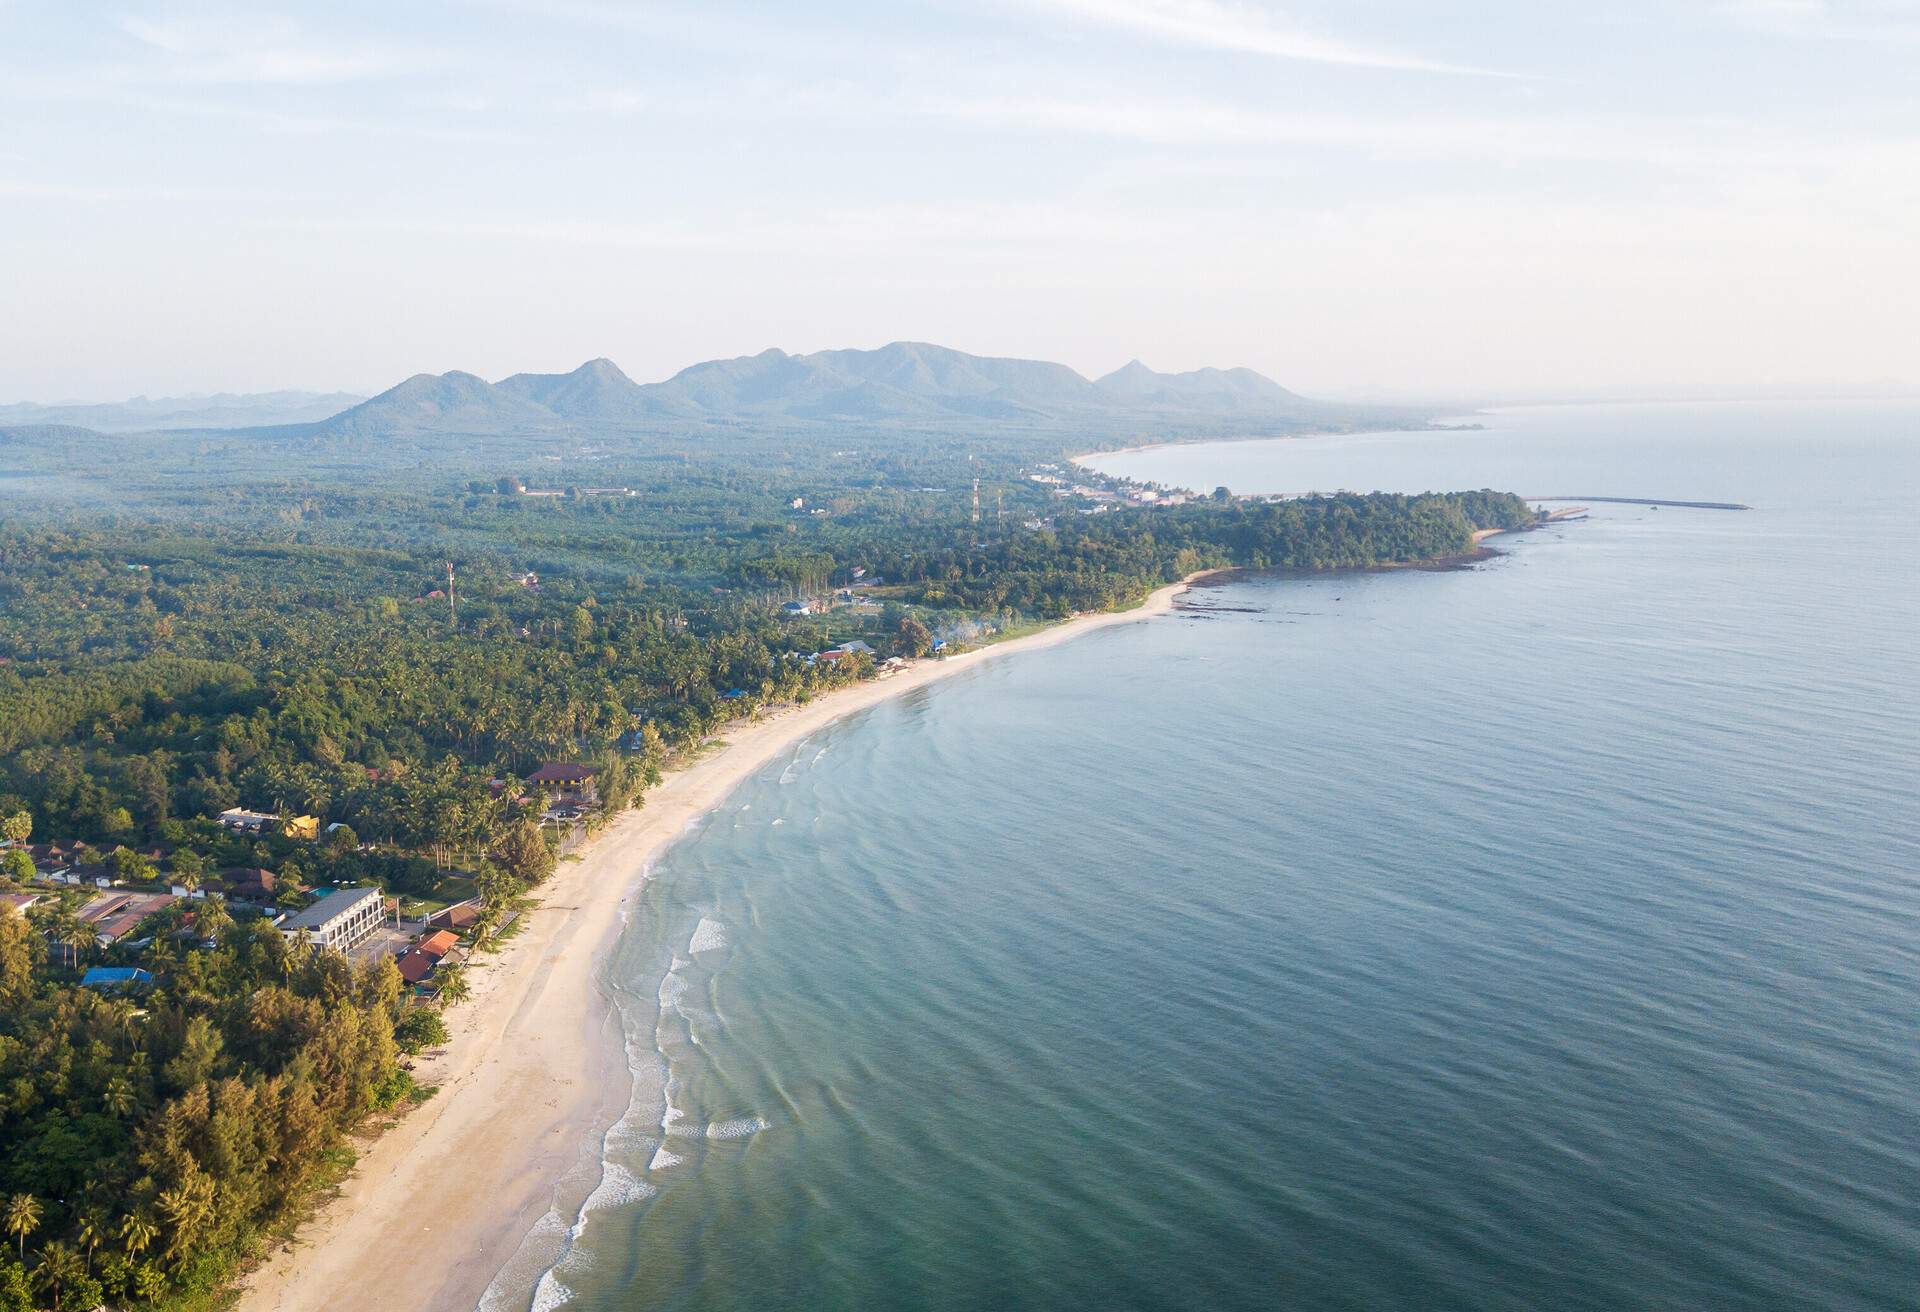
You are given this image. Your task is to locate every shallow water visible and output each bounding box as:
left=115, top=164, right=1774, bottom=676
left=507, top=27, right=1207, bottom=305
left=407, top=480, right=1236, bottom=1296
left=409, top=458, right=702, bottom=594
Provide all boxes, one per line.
left=510, top=401, right=1920, bottom=1311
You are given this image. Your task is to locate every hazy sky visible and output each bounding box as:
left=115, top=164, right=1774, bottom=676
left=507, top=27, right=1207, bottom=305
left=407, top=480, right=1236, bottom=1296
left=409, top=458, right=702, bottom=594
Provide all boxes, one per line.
left=3, top=0, right=1917, bottom=402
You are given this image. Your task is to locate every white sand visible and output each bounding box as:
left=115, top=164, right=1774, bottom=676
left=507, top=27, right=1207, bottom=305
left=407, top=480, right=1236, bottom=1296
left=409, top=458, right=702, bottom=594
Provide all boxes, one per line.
left=234, top=575, right=1201, bottom=1312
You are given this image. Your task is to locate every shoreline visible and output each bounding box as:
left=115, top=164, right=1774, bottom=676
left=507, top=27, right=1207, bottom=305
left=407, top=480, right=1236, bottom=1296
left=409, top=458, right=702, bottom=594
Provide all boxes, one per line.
left=232, top=572, right=1211, bottom=1312
left=1067, top=418, right=1467, bottom=467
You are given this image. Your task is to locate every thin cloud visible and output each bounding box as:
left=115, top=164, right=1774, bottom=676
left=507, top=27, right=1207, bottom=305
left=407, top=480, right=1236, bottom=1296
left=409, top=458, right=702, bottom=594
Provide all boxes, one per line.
left=0, top=178, right=156, bottom=202
left=926, top=90, right=1920, bottom=178
left=1026, top=0, right=1523, bottom=76
left=1717, top=0, right=1920, bottom=37
left=558, top=87, right=652, bottom=114
left=245, top=201, right=1175, bottom=252
left=0, top=66, right=529, bottom=144
left=117, top=12, right=427, bottom=84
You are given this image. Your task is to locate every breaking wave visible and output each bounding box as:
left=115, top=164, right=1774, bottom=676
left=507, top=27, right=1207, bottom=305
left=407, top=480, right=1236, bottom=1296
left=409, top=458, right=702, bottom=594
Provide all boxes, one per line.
left=689, top=917, right=727, bottom=954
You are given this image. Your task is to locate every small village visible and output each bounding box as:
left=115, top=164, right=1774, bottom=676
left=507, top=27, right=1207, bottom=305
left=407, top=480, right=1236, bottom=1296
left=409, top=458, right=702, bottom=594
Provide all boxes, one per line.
left=0, top=759, right=625, bottom=1008
left=0, top=553, right=1008, bottom=1028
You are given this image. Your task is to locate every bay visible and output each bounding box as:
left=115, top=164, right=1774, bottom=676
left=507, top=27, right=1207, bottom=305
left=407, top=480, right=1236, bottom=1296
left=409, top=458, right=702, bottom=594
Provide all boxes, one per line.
left=531, top=401, right=1920, bottom=1312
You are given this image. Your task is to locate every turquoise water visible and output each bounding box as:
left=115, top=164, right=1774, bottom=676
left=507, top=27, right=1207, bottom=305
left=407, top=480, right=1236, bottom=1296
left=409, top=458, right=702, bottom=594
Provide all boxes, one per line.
left=514, top=402, right=1920, bottom=1311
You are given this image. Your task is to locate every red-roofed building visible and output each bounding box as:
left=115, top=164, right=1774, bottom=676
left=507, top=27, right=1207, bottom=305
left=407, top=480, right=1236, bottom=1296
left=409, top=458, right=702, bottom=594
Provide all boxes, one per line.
left=417, top=929, right=459, bottom=959
left=217, top=867, right=277, bottom=902
left=77, top=891, right=176, bottom=945
left=394, top=949, right=436, bottom=985
left=26, top=841, right=88, bottom=875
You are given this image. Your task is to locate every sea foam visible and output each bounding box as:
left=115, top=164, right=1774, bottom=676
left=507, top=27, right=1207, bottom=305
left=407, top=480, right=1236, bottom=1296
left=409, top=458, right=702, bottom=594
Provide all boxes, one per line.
left=582, top=1162, right=656, bottom=1212
left=658, top=970, right=687, bottom=1012
left=528, top=1271, right=573, bottom=1312
left=689, top=917, right=728, bottom=954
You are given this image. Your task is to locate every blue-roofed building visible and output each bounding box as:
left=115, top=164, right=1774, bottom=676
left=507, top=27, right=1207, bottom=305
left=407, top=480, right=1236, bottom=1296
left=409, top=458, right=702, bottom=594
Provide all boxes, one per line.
left=81, top=966, right=153, bottom=989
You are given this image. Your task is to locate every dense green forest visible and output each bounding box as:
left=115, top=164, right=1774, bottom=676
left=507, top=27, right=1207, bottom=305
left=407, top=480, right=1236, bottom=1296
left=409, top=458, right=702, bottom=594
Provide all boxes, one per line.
left=0, top=414, right=1533, bottom=1308
left=0, top=916, right=411, bottom=1310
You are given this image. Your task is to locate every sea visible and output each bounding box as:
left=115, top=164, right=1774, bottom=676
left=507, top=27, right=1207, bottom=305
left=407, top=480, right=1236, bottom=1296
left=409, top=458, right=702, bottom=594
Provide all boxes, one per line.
left=492, top=401, right=1920, bottom=1311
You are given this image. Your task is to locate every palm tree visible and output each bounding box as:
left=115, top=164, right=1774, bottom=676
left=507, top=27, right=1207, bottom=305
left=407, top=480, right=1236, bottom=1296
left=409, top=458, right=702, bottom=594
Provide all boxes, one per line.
left=103, top=1074, right=137, bottom=1118
left=435, top=965, right=469, bottom=1005
left=133, top=1261, right=166, bottom=1305
left=166, top=849, right=205, bottom=891
left=60, top=914, right=93, bottom=971
left=103, top=996, right=141, bottom=1051
left=118, top=1212, right=158, bottom=1262
left=34, top=907, right=82, bottom=970
left=74, top=1209, right=104, bottom=1273
left=156, top=1176, right=213, bottom=1260
left=34, top=1239, right=84, bottom=1311
left=3, top=1192, right=39, bottom=1262
left=155, top=1188, right=192, bottom=1257
left=196, top=897, right=233, bottom=945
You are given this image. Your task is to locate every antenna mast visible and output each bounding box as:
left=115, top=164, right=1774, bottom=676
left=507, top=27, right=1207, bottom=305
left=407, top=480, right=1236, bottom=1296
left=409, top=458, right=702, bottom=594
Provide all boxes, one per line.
left=447, top=562, right=456, bottom=627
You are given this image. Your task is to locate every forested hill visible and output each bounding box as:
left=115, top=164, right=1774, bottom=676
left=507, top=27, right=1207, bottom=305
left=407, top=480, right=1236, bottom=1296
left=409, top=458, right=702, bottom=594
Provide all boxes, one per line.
left=306, top=342, right=1418, bottom=435
left=0, top=350, right=1436, bottom=541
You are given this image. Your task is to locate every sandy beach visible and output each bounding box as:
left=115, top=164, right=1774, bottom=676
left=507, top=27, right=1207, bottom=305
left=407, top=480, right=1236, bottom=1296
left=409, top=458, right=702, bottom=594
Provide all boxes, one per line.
left=233, top=574, right=1201, bottom=1312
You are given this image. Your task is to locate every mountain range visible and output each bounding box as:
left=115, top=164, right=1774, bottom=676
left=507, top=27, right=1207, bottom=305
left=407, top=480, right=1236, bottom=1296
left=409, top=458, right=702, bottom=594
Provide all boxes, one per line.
left=9, top=343, right=1414, bottom=441
left=306, top=341, right=1379, bottom=437
left=0, top=389, right=365, bottom=434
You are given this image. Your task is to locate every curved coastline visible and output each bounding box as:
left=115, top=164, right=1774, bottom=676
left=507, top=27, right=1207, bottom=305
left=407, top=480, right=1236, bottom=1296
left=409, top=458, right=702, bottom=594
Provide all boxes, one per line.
left=1067, top=417, right=1481, bottom=467
left=232, top=573, right=1209, bottom=1312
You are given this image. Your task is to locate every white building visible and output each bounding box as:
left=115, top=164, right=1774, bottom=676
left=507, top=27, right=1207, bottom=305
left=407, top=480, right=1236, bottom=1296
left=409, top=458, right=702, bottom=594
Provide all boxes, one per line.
left=280, top=886, right=385, bottom=953
left=218, top=807, right=278, bottom=834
